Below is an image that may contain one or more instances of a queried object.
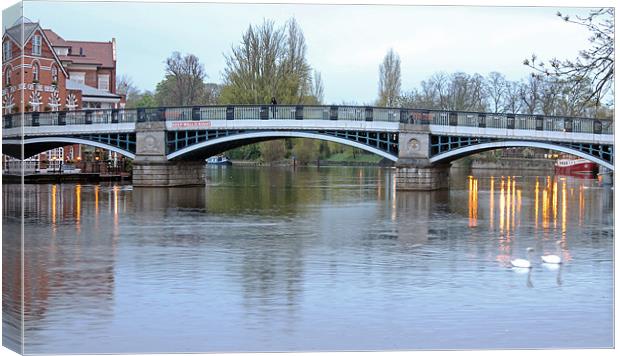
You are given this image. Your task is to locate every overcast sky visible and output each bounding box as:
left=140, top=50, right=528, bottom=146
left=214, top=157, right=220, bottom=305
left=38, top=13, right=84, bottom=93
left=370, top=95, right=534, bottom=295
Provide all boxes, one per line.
left=9, top=0, right=608, bottom=104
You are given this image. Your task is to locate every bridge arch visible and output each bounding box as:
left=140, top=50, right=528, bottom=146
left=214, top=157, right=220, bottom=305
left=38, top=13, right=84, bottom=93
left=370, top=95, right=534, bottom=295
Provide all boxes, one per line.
left=3, top=137, right=136, bottom=160
left=167, top=130, right=399, bottom=162
left=430, top=140, right=614, bottom=171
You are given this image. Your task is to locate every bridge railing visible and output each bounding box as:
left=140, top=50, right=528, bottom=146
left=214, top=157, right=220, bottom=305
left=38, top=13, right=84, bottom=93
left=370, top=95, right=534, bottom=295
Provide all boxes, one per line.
left=2, top=105, right=613, bottom=135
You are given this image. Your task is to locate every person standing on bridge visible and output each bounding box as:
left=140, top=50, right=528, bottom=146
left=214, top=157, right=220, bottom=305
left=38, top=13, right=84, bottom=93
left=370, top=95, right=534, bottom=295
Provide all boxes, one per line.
left=271, top=97, right=278, bottom=119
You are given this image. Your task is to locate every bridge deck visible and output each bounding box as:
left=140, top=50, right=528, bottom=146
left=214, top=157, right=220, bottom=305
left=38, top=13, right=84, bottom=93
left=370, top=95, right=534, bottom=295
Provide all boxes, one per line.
left=3, top=105, right=614, bottom=136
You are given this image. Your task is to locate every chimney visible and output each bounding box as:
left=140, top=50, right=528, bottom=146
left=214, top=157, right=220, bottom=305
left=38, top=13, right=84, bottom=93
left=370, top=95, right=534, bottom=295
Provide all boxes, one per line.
left=112, top=37, right=116, bottom=62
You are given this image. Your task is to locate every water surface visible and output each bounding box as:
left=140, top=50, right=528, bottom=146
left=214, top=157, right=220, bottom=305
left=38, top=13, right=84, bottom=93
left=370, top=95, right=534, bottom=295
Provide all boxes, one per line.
left=2, top=166, right=614, bottom=353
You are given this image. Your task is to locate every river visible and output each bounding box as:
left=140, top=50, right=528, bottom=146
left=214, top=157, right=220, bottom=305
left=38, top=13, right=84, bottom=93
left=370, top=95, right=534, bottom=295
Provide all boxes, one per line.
left=2, top=166, right=614, bottom=353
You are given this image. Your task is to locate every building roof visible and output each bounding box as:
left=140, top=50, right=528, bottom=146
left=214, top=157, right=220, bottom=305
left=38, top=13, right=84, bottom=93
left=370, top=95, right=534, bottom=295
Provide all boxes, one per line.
left=42, top=29, right=69, bottom=47
left=44, top=29, right=116, bottom=68
left=4, top=17, right=39, bottom=46
left=66, top=79, right=121, bottom=99
left=4, top=19, right=69, bottom=78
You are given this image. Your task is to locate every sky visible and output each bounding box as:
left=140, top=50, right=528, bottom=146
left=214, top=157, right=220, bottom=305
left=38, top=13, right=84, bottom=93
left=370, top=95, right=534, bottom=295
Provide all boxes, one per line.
left=4, top=0, right=608, bottom=104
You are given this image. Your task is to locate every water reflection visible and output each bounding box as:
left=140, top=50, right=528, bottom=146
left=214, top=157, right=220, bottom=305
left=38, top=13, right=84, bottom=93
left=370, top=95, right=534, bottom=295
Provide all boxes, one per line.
left=1, top=167, right=614, bottom=353
left=462, top=171, right=610, bottom=267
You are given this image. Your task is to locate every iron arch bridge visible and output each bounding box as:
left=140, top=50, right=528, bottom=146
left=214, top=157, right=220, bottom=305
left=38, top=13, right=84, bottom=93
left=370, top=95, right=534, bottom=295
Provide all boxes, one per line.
left=2, top=104, right=614, bottom=171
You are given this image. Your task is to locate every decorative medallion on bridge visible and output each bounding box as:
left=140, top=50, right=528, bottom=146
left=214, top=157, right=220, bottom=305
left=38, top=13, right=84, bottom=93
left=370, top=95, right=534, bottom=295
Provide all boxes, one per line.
left=144, top=135, right=157, bottom=151
left=408, top=138, right=421, bottom=152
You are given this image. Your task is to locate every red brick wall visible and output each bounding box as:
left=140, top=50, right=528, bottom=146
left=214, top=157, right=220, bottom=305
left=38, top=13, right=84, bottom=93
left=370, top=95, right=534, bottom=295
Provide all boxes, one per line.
left=3, top=30, right=71, bottom=113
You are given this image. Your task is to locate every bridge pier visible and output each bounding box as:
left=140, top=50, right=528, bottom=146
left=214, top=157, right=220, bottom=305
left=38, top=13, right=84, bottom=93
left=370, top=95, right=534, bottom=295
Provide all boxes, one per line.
left=395, top=126, right=449, bottom=191
left=395, top=162, right=450, bottom=191
left=132, top=121, right=204, bottom=187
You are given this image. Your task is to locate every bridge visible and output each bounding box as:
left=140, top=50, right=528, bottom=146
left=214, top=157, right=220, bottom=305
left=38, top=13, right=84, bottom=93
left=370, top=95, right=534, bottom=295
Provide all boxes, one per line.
left=2, top=105, right=614, bottom=189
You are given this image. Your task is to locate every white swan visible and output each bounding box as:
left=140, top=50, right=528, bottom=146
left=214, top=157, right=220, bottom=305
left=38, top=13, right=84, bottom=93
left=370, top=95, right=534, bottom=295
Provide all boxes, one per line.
left=511, top=247, right=534, bottom=268
left=541, top=240, right=562, bottom=264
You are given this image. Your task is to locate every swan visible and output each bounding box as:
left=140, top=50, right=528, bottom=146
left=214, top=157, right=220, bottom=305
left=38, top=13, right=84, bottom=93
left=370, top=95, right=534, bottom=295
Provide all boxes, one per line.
left=541, top=241, right=562, bottom=264
left=511, top=247, right=534, bottom=268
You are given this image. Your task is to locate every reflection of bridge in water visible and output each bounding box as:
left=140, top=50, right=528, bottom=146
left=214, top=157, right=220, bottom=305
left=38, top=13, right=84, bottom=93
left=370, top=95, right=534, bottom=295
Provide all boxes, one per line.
left=3, top=105, right=614, bottom=189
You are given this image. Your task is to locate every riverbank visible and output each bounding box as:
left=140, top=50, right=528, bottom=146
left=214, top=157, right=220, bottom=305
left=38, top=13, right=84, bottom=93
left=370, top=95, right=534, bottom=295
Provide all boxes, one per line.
left=470, top=157, right=555, bottom=170
left=3, top=173, right=131, bottom=184
left=230, top=153, right=391, bottom=167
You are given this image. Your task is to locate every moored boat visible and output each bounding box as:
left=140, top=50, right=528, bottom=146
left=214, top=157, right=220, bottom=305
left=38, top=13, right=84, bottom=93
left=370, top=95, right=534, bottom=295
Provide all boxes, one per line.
left=554, top=157, right=597, bottom=177
left=206, top=155, right=232, bottom=165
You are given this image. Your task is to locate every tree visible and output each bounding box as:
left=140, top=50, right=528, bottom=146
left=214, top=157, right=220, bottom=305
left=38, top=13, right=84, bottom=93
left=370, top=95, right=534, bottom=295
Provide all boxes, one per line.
left=524, top=8, right=614, bottom=107
left=156, top=51, right=208, bottom=106
left=485, top=72, right=507, bottom=113
left=538, top=77, right=563, bottom=115
left=292, top=138, right=319, bottom=165
left=260, top=140, right=287, bottom=164
left=204, top=83, right=221, bottom=105
left=133, top=91, right=157, bottom=108
left=445, top=72, right=486, bottom=111
left=116, top=74, right=140, bottom=107
left=311, top=71, right=325, bottom=104
left=220, top=18, right=319, bottom=105
left=519, top=76, right=541, bottom=115
left=377, top=48, right=401, bottom=107
left=503, top=80, right=523, bottom=114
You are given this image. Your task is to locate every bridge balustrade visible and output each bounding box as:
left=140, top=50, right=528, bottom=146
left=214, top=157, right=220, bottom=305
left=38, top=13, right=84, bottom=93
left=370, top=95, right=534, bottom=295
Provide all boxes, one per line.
left=301, top=106, right=327, bottom=120
left=458, top=113, right=478, bottom=127
left=431, top=111, right=450, bottom=126
left=2, top=105, right=612, bottom=135
left=373, top=108, right=398, bottom=122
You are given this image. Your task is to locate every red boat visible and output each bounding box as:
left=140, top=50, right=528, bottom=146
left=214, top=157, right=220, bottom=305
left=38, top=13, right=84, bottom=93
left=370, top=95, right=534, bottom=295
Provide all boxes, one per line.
left=555, top=158, right=597, bottom=177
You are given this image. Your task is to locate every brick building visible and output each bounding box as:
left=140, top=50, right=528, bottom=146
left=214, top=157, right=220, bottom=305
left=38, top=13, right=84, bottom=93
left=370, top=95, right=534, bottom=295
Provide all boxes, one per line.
left=44, top=28, right=122, bottom=109
left=2, top=17, right=125, bottom=173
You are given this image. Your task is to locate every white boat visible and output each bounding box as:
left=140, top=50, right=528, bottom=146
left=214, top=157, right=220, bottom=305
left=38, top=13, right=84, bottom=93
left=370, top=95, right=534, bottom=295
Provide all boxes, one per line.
left=206, top=155, right=232, bottom=165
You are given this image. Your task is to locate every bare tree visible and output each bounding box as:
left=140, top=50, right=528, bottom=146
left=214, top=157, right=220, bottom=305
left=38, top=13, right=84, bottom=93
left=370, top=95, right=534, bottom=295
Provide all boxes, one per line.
left=116, top=74, right=140, bottom=107
left=485, top=72, right=507, bottom=113
left=312, top=70, right=324, bottom=104
left=160, top=51, right=208, bottom=106
left=519, top=76, right=542, bottom=115
left=556, top=78, right=595, bottom=116
left=538, top=78, right=563, bottom=115
left=524, top=8, right=614, bottom=107
left=377, top=48, right=401, bottom=107
left=503, top=80, right=523, bottom=114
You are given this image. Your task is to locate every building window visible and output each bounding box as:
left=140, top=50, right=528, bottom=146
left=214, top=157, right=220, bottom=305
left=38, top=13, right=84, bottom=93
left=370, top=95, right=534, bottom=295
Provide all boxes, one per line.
left=51, top=65, right=58, bottom=83
left=98, top=74, right=109, bottom=92
left=32, top=63, right=39, bottom=82
left=5, top=67, right=10, bottom=86
left=70, top=72, right=85, bottom=84
left=32, top=35, right=41, bottom=56
left=3, top=41, right=11, bottom=61
left=54, top=47, right=68, bottom=56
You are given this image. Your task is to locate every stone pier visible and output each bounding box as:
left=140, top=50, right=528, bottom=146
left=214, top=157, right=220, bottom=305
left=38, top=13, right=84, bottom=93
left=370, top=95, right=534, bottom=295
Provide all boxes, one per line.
left=395, top=125, right=450, bottom=191
left=132, top=121, right=205, bottom=187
